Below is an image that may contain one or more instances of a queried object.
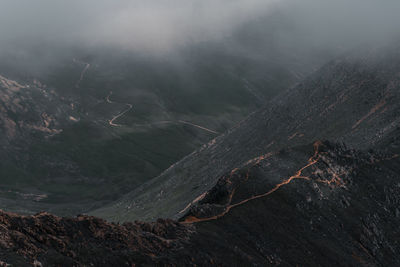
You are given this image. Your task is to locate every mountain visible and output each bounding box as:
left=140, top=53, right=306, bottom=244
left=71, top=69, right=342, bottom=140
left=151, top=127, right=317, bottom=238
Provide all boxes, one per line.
left=0, top=7, right=347, bottom=217
left=0, top=44, right=399, bottom=266
left=0, top=23, right=330, bottom=217
left=0, top=74, right=81, bottom=213
left=93, top=43, right=400, bottom=222
left=0, top=48, right=294, bottom=215
left=2, top=141, right=399, bottom=266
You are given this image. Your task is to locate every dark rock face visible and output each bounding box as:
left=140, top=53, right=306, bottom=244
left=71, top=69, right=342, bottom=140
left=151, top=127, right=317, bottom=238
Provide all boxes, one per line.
left=180, top=141, right=400, bottom=266
left=0, top=75, right=85, bottom=216
left=0, top=76, right=73, bottom=145
left=0, top=211, right=194, bottom=266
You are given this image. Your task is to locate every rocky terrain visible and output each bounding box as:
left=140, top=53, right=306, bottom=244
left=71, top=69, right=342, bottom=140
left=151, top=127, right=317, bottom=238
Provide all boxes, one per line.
left=1, top=22, right=400, bottom=267
left=0, top=40, right=313, bottom=217
left=0, top=75, right=74, bottom=144
left=93, top=43, right=400, bottom=223
left=0, top=4, right=342, bottom=217
left=1, top=2, right=400, bottom=266
left=0, top=140, right=399, bottom=266
left=0, top=44, right=399, bottom=266
left=0, top=210, right=193, bottom=266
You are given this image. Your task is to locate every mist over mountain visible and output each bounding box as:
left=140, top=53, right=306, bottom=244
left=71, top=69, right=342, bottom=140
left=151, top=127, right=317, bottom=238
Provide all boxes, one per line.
left=2, top=0, right=400, bottom=63
left=0, top=0, right=400, bottom=266
left=2, top=38, right=400, bottom=267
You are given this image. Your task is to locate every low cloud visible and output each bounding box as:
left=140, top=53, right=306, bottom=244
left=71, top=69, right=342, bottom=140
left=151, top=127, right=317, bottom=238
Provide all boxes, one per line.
left=0, top=0, right=277, bottom=53
left=0, top=0, right=399, bottom=58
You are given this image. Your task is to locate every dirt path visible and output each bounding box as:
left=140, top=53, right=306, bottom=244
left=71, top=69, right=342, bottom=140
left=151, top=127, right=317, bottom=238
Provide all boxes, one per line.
left=106, top=91, right=133, bottom=127
left=106, top=92, right=218, bottom=134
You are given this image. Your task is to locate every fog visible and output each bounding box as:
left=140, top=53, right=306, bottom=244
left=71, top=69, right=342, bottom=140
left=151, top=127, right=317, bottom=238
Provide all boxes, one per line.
left=0, top=0, right=278, bottom=53
left=0, top=0, right=400, bottom=63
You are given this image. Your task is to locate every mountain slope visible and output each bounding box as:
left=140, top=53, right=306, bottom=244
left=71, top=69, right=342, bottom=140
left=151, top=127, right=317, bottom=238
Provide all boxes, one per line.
left=1, top=44, right=400, bottom=266
left=0, top=6, right=347, bottom=216
left=1, top=141, right=399, bottom=266
left=0, top=40, right=315, bottom=216
left=93, top=44, right=400, bottom=222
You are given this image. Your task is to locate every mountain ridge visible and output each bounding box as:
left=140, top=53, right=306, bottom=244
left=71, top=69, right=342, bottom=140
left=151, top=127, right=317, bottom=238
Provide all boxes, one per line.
left=1, top=44, right=400, bottom=266
left=1, top=140, right=399, bottom=266
left=93, top=43, right=400, bottom=222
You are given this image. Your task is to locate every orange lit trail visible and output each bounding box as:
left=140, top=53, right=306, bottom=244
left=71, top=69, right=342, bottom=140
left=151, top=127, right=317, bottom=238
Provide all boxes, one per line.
left=182, top=141, right=330, bottom=224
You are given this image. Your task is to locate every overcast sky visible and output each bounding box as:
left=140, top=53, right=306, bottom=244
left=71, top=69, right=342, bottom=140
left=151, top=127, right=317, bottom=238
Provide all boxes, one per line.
left=0, top=0, right=399, bottom=55
left=0, top=0, right=278, bottom=53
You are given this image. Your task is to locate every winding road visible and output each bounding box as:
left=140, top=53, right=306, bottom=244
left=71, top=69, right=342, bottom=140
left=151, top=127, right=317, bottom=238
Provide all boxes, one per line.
left=105, top=92, right=218, bottom=134
left=106, top=91, right=133, bottom=127
left=177, top=120, right=219, bottom=134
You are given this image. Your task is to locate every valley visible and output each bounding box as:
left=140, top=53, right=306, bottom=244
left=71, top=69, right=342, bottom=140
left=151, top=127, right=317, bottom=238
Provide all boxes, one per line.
left=1, top=1, right=399, bottom=265
left=1, top=44, right=400, bottom=265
